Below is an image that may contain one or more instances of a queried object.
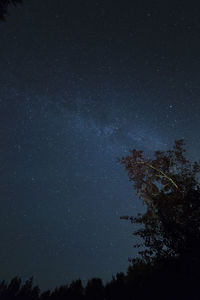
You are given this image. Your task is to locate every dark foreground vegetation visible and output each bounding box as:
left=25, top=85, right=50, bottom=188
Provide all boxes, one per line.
left=1, top=140, right=200, bottom=299
left=0, top=0, right=23, bottom=21
left=0, top=1, right=199, bottom=298
left=0, top=256, right=200, bottom=300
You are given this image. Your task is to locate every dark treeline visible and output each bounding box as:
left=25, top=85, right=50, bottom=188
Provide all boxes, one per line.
left=1, top=140, right=200, bottom=299
left=0, top=256, right=199, bottom=300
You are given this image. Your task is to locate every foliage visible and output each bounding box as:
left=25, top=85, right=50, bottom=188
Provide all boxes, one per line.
left=0, top=0, right=23, bottom=21
left=0, top=139, right=200, bottom=299
left=118, top=139, right=200, bottom=261
left=0, top=265, right=199, bottom=300
left=85, top=278, right=104, bottom=300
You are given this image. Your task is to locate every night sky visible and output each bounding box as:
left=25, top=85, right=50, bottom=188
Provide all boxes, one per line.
left=1, top=0, right=200, bottom=290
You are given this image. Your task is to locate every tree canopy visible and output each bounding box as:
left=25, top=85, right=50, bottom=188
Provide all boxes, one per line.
left=0, top=0, right=23, bottom=21
left=0, top=140, right=199, bottom=299
left=118, top=140, right=200, bottom=262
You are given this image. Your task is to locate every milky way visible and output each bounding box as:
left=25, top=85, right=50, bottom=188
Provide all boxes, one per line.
left=1, top=0, right=200, bottom=290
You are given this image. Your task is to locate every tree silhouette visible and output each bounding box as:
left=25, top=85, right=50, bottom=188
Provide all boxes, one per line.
left=6, top=277, right=21, bottom=298
left=40, top=290, right=51, bottom=300
left=17, top=277, right=40, bottom=300
left=0, top=0, right=23, bottom=21
left=1, top=140, right=200, bottom=299
left=118, top=139, right=200, bottom=262
left=85, top=278, right=104, bottom=300
left=68, top=279, right=84, bottom=300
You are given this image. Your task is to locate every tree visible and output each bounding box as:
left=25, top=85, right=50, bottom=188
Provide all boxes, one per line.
left=118, top=139, right=200, bottom=262
left=68, top=279, right=84, bottom=300
left=85, top=278, right=104, bottom=300
left=0, top=0, right=23, bottom=21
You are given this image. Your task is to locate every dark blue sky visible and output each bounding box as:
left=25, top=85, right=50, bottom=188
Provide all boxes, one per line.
left=0, top=0, right=200, bottom=290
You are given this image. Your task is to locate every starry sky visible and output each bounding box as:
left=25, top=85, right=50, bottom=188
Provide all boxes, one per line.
left=0, top=0, right=200, bottom=290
